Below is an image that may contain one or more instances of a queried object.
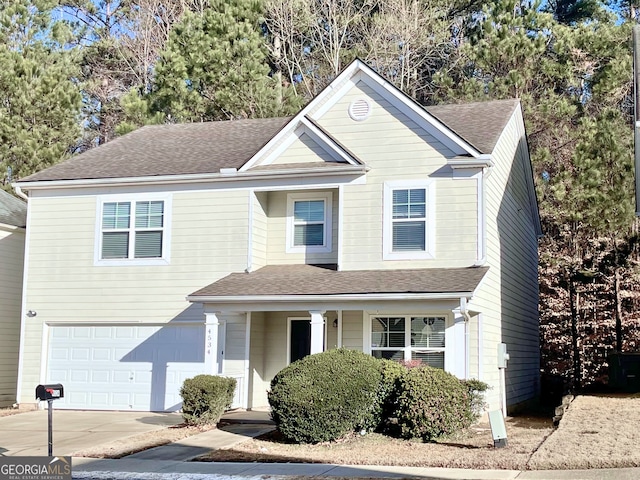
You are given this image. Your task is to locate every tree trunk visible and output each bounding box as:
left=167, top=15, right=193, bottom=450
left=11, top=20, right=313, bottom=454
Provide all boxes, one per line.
left=569, top=277, right=581, bottom=389
left=615, top=267, right=623, bottom=352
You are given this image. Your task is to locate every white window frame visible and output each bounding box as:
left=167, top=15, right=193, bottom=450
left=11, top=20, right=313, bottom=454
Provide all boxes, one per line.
left=367, top=314, right=450, bottom=369
left=383, top=179, right=435, bottom=260
left=286, top=192, right=332, bottom=253
left=94, top=193, right=172, bottom=266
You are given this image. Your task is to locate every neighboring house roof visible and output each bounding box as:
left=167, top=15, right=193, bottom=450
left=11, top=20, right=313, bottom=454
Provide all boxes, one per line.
left=188, top=264, right=489, bottom=299
left=0, top=189, right=27, bottom=227
left=425, top=99, right=519, bottom=155
left=21, top=117, right=292, bottom=182
left=18, top=99, right=519, bottom=184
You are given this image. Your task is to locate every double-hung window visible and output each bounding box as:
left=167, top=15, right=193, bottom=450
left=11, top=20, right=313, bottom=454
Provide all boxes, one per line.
left=370, top=315, right=446, bottom=369
left=96, top=195, right=171, bottom=265
left=286, top=192, right=332, bottom=253
left=383, top=180, right=435, bottom=260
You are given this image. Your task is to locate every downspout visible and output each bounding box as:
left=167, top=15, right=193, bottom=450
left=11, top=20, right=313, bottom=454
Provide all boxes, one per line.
left=246, top=190, right=254, bottom=273
left=14, top=185, right=28, bottom=201
left=460, top=297, right=471, bottom=380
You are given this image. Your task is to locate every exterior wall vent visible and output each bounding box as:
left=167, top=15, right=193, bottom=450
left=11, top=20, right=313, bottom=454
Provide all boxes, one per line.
left=348, top=99, right=372, bottom=121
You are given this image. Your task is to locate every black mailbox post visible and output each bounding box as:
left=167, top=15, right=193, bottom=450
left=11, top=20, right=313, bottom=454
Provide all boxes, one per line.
left=36, top=384, right=64, bottom=456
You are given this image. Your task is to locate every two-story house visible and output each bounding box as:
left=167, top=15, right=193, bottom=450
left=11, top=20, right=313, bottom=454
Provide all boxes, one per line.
left=0, top=189, right=26, bottom=408
left=13, top=60, right=541, bottom=413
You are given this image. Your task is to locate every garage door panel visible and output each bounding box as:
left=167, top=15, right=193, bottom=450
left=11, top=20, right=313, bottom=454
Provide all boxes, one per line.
left=47, top=325, right=207, bottom=411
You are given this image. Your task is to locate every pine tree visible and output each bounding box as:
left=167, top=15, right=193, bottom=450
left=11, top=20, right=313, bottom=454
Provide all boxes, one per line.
left=0, top=0, right=82, bottom=186
left=152, top=0, right=301, bottom=123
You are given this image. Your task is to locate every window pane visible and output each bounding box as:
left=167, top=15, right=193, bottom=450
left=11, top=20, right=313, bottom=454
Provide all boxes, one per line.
left=102, top=232, right=129, bottom=258
left=409, top=203, right=426, bottom=218
left=372, top=350, right=404, bottom=361
left=135, top=231, right=162, bottom=258
left=412, top=351, right=444, bottom=369
left=411, top=317, right=445, bottom=348
left=102, top=202, right=130, bottom=229
left=392, top=190, right=408, bottom=204
left=393, top=221, right=425, bottom=251
left=294, top=200, right=324, bottom=222
left=388, top=332, right=405, bottom=348
left=294, top=224, right=324, bottom=246
left=409, top=189, right=425, bottom=203
left=135, top=201, right=164, bottom=228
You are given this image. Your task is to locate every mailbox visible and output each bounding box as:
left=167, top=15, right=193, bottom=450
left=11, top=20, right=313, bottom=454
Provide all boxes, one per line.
left=36, top=383, right=64, bottom=401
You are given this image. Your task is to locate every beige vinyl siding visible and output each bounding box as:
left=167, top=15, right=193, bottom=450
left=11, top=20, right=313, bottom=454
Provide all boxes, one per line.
left=317, top=81, right=478, bottom=269
left=326, top=314, right=338, bottom=349
left=341, top=311, right=364, bottom=350
left=265, top=190, right=338, bottom=265
left=251, top=192, right=268, bottom=270
left=471, top=110, right=540, bottom=410
left=271, top=133, right=338, bottom=165
left=249, top=312, right=267, bottom=408
left=0, top=225, right=25, bottom=407
left=18, top=189, right=251, bottom=405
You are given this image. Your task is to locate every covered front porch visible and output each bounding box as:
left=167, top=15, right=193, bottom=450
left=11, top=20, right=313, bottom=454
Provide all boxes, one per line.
left=188, top=264, right=488, bottom=409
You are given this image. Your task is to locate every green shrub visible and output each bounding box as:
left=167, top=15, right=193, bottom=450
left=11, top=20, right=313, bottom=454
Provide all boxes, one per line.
left=395, top=366, right=472, bottom=441
left=461, top=379, right=490, bottom=420
left=180, top=375, right=236, bottom=425
left=377, top=359, right=406, bottom=420
left=268, top=349, right=382, bottom=443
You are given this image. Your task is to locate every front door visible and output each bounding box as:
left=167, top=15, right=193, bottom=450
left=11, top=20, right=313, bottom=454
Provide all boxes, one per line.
left=289, top=319, right=311, bottom=364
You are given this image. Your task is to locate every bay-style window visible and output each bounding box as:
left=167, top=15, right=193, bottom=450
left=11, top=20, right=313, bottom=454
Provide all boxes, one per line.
left=96, top=195, right=171, bottom=265
left=370, top=315, right=446, bottom=369
left=383, top=180, right=435, bottom=260
left=286, top=192, right=332, bottom=253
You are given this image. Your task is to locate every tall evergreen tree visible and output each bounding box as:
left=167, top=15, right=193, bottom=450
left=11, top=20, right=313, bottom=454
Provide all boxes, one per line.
left=152, top=0, right=301, bottom=123
left=0, top=0, right=82, bottom=186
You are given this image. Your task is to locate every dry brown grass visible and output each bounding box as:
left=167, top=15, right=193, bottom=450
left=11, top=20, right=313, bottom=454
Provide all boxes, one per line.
left=71, top=423, right=215, bottom=459
left=196, top=415, right=553, bottom=470
left=528, top=394, right=640, bottom=470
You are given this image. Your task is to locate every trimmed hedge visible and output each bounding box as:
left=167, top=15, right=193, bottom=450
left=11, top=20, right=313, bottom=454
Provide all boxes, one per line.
left=462, top=378, right=490, bottom=419
left=395, top=366, right=472, bottom=441
left=268, top=349, right=382, bottom=444
left=180, top=375, right=236, bottom=425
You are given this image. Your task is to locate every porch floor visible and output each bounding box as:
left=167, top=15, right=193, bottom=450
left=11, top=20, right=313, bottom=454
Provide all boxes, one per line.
left=221, top=408, right=274, bottom=425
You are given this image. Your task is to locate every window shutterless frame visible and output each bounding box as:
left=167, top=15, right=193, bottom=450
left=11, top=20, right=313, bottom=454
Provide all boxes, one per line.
left=286, top=191, right=333, bottom=253
left=369, top=314, right=448, bottom=370
left=383, top=179, right=435, bottom=260
left=94, top=193, right=172, bottom=266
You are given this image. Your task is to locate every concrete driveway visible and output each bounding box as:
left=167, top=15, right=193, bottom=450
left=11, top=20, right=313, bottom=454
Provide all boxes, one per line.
left=0, top=410, right=183, bottom=457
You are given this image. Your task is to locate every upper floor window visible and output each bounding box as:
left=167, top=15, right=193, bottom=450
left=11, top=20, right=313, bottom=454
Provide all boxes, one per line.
left=383, top=180, right=435, bottom=260
left=96, top=194, right=171, bottom=266
left=286, top=192, right=332, bottom=253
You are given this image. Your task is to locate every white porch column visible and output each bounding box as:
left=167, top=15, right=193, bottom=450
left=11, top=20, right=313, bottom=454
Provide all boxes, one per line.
left=205, top=312, right=221, bottom=375
left=447, top=309, right=467, bottom=379
left=309, top=310, right=326, bottom=354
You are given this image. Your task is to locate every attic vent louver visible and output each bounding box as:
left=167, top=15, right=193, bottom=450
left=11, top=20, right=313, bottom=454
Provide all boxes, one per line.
left=348, top=99, right=371, bottom=121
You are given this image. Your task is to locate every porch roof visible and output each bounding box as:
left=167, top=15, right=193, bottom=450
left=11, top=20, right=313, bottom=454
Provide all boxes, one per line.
left=188, top=265, right=489, bottom=302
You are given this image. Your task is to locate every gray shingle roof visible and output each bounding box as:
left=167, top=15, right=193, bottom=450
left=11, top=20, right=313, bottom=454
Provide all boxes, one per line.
left=425, top=99, right=519, bottom=154
left=21, top=117, right=292, bottom=182
left=19, top=98, right=519, bottom=184
left=189, top=264, right=489, bottom=298
left=0, top=189, right=27, bottom=227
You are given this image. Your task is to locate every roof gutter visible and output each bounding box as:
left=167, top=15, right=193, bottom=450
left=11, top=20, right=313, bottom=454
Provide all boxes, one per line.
left=187, top=291, right=475, bottom=304
left=13, top=165, right=368, bottom=192
left=13, top=185, right=28, bottom=200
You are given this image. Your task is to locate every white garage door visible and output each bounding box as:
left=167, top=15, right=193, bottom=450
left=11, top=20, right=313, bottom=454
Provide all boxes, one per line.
left=46, top=324, right=207, bottom=411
